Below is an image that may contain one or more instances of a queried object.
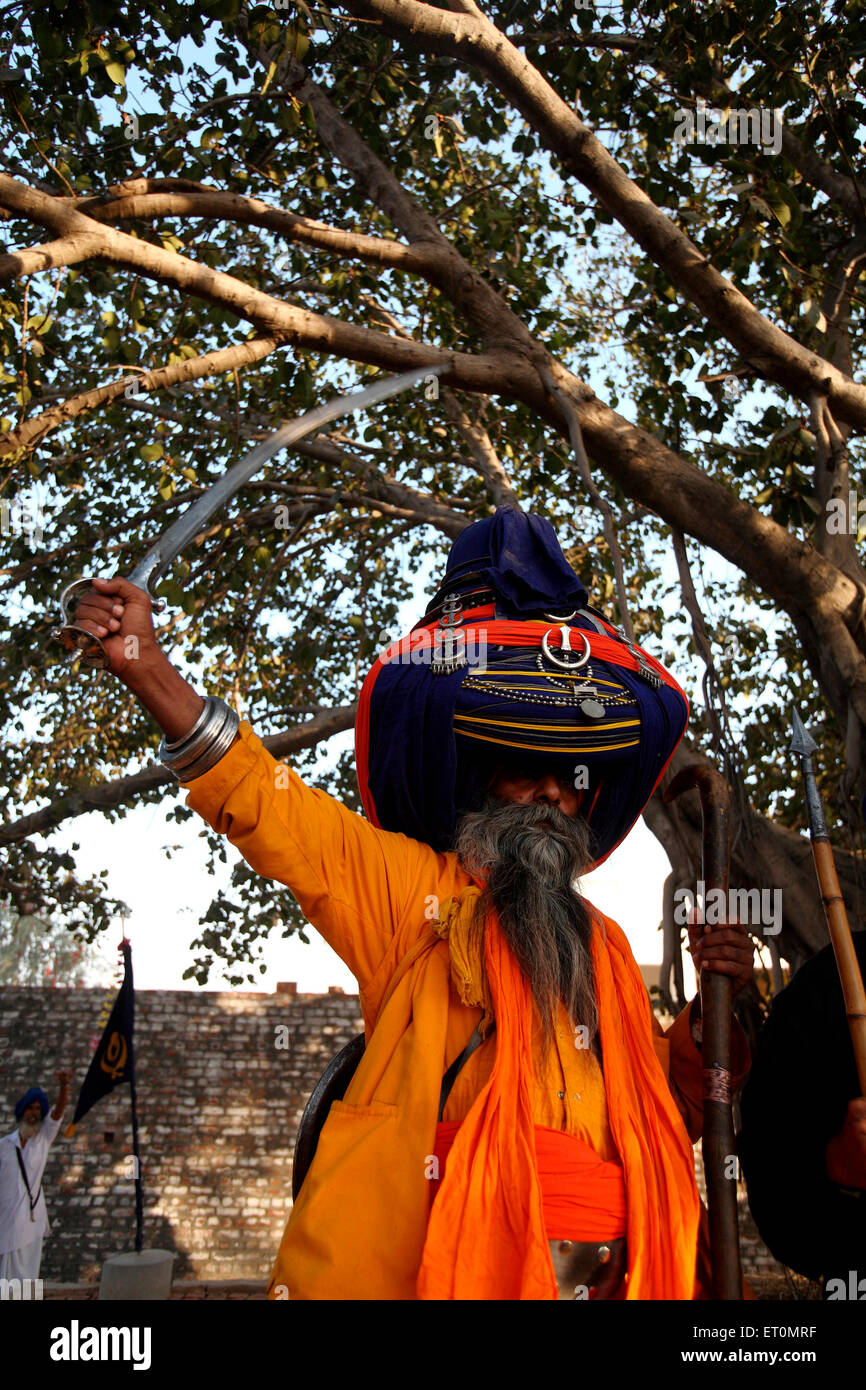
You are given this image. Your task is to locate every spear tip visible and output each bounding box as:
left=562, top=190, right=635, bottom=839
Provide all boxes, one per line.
left=790, top=706, right=818, bottom=757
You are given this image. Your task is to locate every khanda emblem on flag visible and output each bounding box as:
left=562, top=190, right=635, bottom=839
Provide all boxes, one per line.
left=99, top=1030, right=129, bottom=1082
left=66, top=940, right=136, bottom=1138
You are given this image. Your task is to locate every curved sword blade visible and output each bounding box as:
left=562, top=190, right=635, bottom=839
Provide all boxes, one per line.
left=127, top=363, right=442, bottom=595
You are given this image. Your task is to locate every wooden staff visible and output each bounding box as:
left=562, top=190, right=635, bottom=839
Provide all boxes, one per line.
left=665, top=762, right=743, bottom=1300
left=791, top=708, right=866, bottom=1093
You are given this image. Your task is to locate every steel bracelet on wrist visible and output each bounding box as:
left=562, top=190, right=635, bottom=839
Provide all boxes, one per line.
left=158, top=696, right=240, bottom=782
left=159, top=695, right=223, bottom=769
left=161, top=696, right=213, bottom=753
left=168, top=697, right=230, bottom=767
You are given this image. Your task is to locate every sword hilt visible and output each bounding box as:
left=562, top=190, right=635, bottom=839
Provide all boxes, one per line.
left=50, top=575, right=166, bottom=670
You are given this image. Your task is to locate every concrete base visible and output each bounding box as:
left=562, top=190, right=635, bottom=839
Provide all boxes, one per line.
left=98, top=1249, right=175, bottom=1301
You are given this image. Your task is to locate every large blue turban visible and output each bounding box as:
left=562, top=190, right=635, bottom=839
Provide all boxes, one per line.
left=15, top=1087, right=49, bottom=1120
left=356, top=508, right=688, bottom=866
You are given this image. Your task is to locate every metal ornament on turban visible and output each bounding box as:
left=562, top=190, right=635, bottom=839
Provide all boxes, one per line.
left=355, top=508, right=689, bottom=866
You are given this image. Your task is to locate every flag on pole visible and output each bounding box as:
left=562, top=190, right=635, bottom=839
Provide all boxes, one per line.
left=65, top=940, right=135, bottom=1137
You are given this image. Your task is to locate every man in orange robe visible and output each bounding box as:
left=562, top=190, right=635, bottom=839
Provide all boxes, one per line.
left=73, top=509, right=753, bottom=1300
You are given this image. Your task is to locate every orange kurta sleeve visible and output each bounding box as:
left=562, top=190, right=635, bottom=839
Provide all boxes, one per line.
left=656, top=1001, right=751, bottom=1142
left=179, top=718, right=438, bottom=989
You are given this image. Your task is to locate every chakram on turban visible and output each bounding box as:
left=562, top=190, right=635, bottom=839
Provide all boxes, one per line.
left=15, top=1086, right=49, bottom=1120
left=356, top=507, right=689, bottom=867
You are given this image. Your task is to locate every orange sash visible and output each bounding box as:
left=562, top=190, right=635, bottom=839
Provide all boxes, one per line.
left=432, top=1121, right=627, bottom=1242
left=416, top=891, right=700, bottom=1300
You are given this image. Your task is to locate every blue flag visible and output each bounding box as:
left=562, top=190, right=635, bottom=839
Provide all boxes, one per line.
left=66, top=941, right=135, bottom=1136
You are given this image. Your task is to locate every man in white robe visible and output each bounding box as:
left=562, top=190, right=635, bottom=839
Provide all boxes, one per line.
left=0, top=1072, right=70, bottom=1281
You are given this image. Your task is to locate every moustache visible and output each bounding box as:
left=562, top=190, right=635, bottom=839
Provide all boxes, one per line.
left=457, top=794, right=592, bottom=874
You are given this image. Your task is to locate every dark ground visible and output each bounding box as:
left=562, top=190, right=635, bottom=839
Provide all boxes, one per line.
left=42, top=1274, right=822, bottom=1301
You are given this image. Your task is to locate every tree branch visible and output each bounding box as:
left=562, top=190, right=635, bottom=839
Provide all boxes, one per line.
left=536, top=361, right=635, bottom=642
left=575, top=28, right=866, bottom=226
left=2, top=167, right=860, bottom=662
left=342, top=0, right=866, bottom=427
left=67, top=183, right=442, bottom=277
left=440, top=390, right=521, bottom=509
left=0, top=335, right=282, bottom=457
left=1, top=704, right=357, bottom=846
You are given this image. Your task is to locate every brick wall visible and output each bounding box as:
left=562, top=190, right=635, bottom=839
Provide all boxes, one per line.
left=1, top=985, right=783, bottom=1284
left=0, top=986, right=364, bottom=1283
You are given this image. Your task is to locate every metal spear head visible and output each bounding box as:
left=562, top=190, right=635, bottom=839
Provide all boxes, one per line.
left=790, top=706, right=818, bottom=758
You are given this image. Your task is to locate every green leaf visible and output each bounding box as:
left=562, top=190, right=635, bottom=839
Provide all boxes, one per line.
left=105, top=61, right=126, bottom=87
left=748, top=195, right=774, bottom=222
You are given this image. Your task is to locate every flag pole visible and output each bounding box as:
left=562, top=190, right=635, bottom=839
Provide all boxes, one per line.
left=120, top=932, right=144, bottom=1254
left=130, top=1067, right=144, bottom=1254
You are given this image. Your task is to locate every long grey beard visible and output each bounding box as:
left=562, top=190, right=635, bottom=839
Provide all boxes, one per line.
left=18, top=1119, right=41, bottom=1141
left=453, top=793, right=599, bottom=1064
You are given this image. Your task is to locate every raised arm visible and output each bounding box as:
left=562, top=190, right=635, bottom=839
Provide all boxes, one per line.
left=51, top=1070, right=71, bottom=1121
left=70, top=578, right=439, bottom=987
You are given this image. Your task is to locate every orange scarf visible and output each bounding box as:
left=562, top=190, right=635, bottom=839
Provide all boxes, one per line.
left=416, top=888, right=700, bottom=1300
